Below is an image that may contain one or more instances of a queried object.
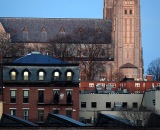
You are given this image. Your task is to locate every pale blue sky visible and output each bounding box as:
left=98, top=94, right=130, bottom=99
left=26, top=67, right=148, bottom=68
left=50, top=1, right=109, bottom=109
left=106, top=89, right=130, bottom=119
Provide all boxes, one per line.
left=0, top=0, right=160, bottom=75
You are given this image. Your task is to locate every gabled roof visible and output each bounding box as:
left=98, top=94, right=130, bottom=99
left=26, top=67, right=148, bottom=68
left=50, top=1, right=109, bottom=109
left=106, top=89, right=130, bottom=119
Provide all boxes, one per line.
left=45, top=113, right=87, bottom=127
left=13, top=52, right=67, bottom=64
left=0, top=114, right=38, bottom=127
left=0, top=17, right=112, bottom=43
left=120, top=63, right=138, bottom=69
left=95, top=113, right=134, bottom=128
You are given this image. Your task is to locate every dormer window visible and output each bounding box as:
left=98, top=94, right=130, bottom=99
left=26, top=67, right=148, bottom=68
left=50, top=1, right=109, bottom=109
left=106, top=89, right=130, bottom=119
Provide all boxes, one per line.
left=66, top=71, right=73, bottom=81
left=54, top=72, right=60, bottom=81
left=11, top=71, right=17, bottom=80
left=23, top=71, right=29, bottom=81
left=39, top=71, right=45, bottom=81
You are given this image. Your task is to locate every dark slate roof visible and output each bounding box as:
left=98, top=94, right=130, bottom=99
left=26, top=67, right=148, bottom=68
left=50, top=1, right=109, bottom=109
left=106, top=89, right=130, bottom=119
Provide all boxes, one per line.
left=0, top=17, right=112, bottom=43
left=13, top=52, right=67, bottom=64
left=0, top=114, right=38, bottom=127
left=95, top=114, right=134, bottom=128
left=45, top=113, right=87, bottom=127
left=120, top=63, right=138, bottom=68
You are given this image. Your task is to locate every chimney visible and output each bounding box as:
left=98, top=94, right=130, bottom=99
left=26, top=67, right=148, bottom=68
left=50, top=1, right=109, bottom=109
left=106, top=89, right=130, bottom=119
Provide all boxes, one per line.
left=146, top=75, right=153, bottom=81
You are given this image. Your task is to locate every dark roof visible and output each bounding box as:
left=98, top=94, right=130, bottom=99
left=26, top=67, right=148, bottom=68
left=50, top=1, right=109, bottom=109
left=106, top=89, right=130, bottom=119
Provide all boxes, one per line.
left=13, top=52, right=67, bottom=64
left=45, top=113, right=87, bottom=127
left=120, top=63, right=138, bottom=69
left=0, top=114, right=38, bottom=127
left=95, top=113, right=134, bottom=128
left=0, top=17, right=112, bottom=43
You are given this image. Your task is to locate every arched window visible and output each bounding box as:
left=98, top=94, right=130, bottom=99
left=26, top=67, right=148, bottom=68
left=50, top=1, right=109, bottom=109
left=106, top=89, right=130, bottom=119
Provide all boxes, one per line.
left=23, top=71, right=29, bottom=81
left=11, top=71, right=17, bottom=80
left=66, top=71, right=72, bottom=81
left=54, top=71, right=60, bottom=81
left=39, top=71, right=45, bottom=80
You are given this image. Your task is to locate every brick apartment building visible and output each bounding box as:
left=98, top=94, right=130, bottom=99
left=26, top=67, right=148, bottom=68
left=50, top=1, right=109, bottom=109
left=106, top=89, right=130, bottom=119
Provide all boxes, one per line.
left=80, top=75, right=160, bottom=93
left=2, top=52, right=80, bottom=124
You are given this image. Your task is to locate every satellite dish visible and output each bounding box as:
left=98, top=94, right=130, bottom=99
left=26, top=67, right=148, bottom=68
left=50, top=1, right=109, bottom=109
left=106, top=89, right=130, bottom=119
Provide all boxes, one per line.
left=60, top=93, right=64, bottom=100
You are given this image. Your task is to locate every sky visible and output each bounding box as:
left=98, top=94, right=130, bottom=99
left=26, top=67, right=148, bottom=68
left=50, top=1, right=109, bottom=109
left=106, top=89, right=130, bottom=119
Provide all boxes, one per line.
left=0, top=0, right=160, bottom=75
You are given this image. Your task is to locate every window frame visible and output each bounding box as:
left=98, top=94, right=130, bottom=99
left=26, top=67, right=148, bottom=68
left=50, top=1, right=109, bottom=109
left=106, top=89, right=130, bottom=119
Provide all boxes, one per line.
left=23, top=90, right=29, bottom=103
left=38, top=90, right=44, bottom=103
left=38, top=109, right=44, bottom=123
left=91, top=102, right=97, bottom=108
left=81, top=102, right=86, bottom=108
left=10, top=90, right=16, bottom=103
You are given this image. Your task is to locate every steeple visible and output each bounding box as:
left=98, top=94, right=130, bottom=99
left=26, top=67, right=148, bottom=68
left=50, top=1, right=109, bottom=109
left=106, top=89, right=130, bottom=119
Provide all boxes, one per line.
left=103, top=0, right=113, bottom=19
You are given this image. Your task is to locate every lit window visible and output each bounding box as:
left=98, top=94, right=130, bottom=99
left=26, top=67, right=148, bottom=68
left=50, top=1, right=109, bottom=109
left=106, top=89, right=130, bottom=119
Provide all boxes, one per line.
left=11, top=71, right=16, bottom=80
left=67, top=72, right=72, bottom=81
left=135, top=83, right=140, bottom=87
left=39, top=71, right=44, bottom=80
left=24, top=71, right=29, bottom=81
left=54, top=71, right=60, bottom=81
left=89, top=83, right=94, bottom=87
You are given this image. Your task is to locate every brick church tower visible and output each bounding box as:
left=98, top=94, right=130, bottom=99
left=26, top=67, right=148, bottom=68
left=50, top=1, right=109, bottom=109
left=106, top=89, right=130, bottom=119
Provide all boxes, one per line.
left=104, top=0, right=143, bottom=80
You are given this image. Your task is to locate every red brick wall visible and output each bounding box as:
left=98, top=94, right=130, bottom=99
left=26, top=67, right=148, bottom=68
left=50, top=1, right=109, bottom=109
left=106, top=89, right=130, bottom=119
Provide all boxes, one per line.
left=3, top=85, right=79, bottom=123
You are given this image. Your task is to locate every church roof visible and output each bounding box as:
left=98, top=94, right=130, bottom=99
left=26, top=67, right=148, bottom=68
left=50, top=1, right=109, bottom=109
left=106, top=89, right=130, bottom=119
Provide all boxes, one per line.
left=120, top=63, right=138, bottom=68
left=0, top=17, right=112, bottom=43
left=13, top=52, right=67, bottom=65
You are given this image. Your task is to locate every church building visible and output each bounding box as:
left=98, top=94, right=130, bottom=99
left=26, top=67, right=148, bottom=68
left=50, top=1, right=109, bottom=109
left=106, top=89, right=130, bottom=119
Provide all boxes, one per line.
left=0, top=0, right=143, bottom=81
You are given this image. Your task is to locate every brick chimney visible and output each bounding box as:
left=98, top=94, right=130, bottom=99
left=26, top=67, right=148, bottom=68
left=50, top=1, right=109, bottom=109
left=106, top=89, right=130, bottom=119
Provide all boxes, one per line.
left=146, top=75, right=153, bottom=81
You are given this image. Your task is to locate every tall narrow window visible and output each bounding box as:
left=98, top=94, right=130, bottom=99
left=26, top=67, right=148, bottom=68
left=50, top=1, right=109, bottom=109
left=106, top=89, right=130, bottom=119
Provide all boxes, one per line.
left=24, top=71, right=29, bottom=81
left=125, top=9, right=127, bottom=14
left=66, top=110, right=72, bottom=118
left=38, top=90, right=44, bottom=103
left=11, top=71, right=17, bottom=80
left=130, top=9, right=132, bottom=14
left=23, top=109, right=29, bottom=121
left=10, top=90, right=16, bottom=103
left=38, top=109, right=44, bottom=122
left=10, top=109, right=16, bottom=116
left=66, top=91, right=72, bottom=104
left=23, top=90, right=29, bottom=103
left=66, top=71, right=72, bottom=81
left=54, top=71, right=60, bottom=81
left=53, top=90, right=59, bottom=104
left=39, top=71, right=44, bottom=80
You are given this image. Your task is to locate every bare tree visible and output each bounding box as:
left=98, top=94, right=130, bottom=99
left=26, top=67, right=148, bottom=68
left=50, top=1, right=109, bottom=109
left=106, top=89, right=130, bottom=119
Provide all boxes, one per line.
left=146, top=58, right=160, bottom=81
left=112, top=71, right=125, bottom=81
left=121, top=108, right=151, bottom=128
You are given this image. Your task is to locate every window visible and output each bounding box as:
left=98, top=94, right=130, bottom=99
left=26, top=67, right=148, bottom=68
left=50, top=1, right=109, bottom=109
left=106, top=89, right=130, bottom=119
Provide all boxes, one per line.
left=53, top=109, right=59, bottom=114
left=39, top=71, right=45, bottom=80
left=157, top=83, right=160, bottom=87
left=66, top=110, right=72, bottom=118
left=10, top=90, right=16, bottom=103
left=133, top=102, right=138, bottom=108
left=23, top=109, right=29, bottom=121
left=106, top=102, right=111, bottom=108
left=124, top=9, right=127, bottom=14
left=81, top=102, right=86, bottom=108
left=53, top=90, right=59, bottom=104
left=135, top=83, right=140, bottom=87
left=38, top=90, right=44, bottom=103
left=10, top=71, right=17, bottom=80
left=23, top=71, right=29, bottom=81
left=91, top=102, right=97, bottom=108
left=67, top=71, right=72, bottom=81
left=89, top=83, right=94, bottom=87
left=10, top=109, right=16, bottom=116
left=122, top=102, right=127, bottom=108
left=54, top=71, right=60, bottom=81
left=38, top=109, right=44, bottom=122
left=66, top=91, right=72, bottom=104
left=130, top=9, right=132, bottom=14
left=23, top=90, right=29, bottom=103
